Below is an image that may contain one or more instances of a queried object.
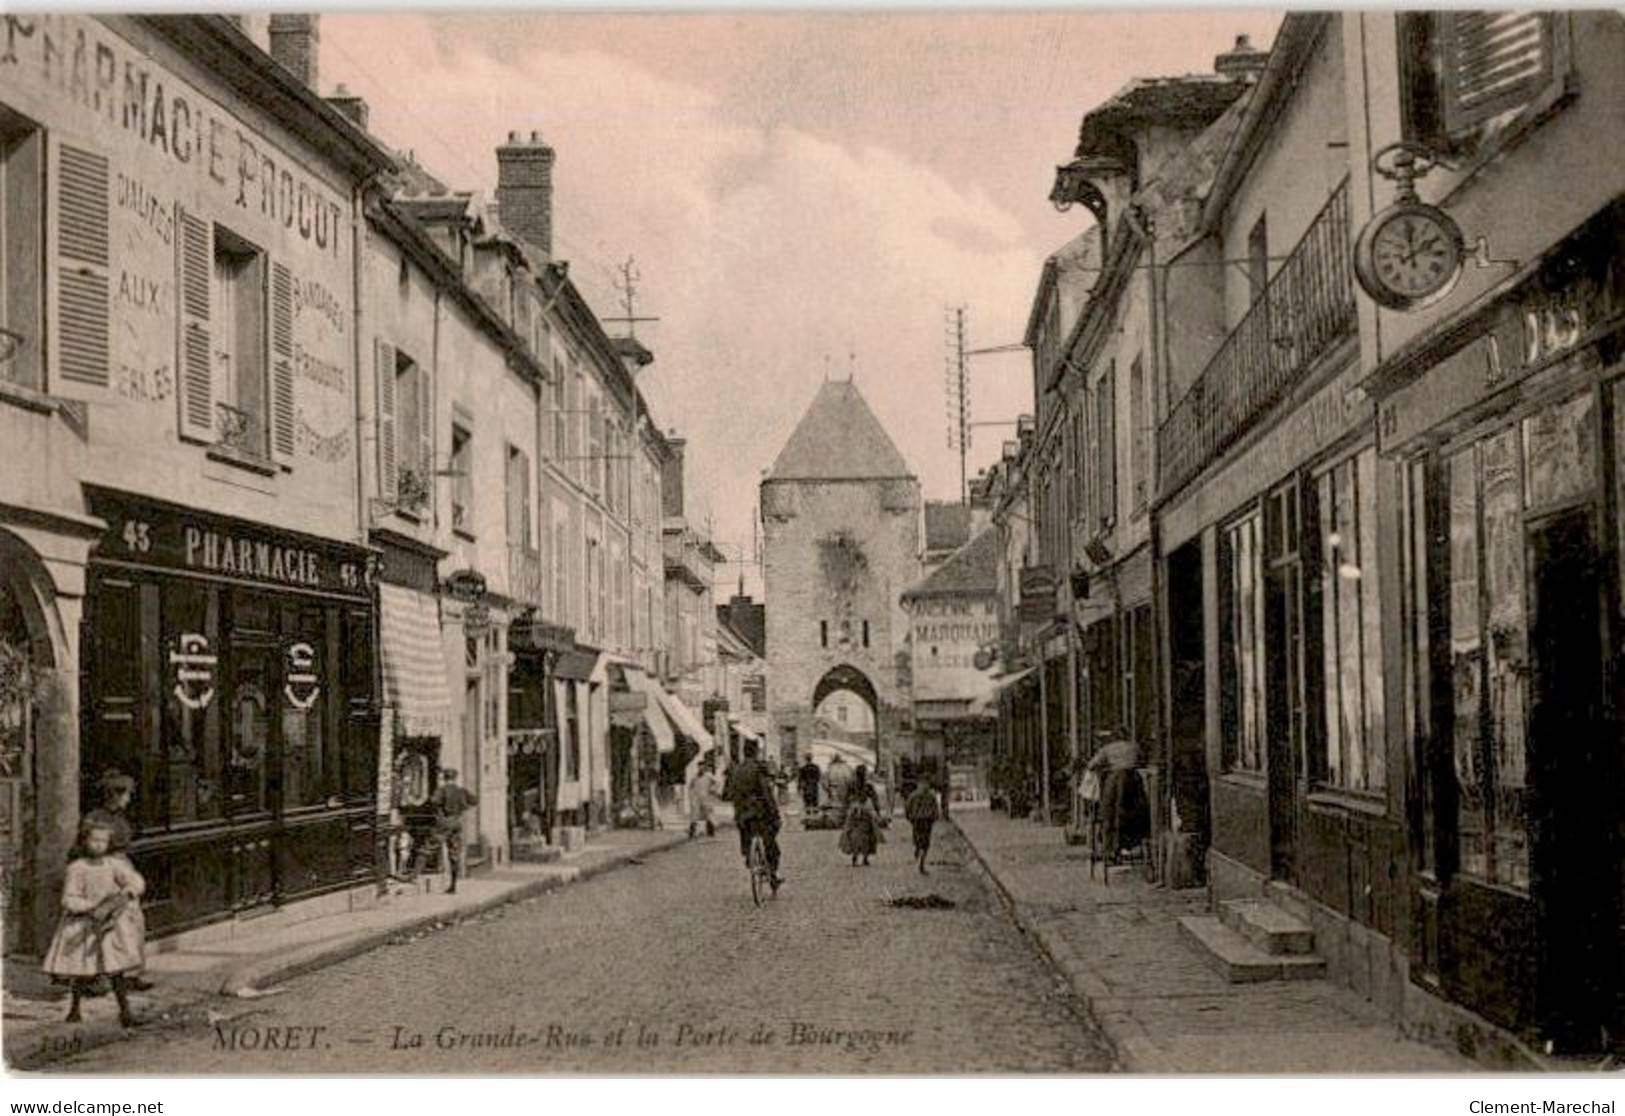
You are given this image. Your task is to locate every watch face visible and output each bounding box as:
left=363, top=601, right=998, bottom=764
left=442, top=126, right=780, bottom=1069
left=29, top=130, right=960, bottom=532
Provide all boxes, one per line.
left=1368, top=207, right=1463, bottom=302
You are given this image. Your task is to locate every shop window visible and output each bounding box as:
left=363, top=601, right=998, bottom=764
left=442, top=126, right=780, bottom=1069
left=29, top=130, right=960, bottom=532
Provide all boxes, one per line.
left=279, top=607, right=329, bottom=810
left=1399, top=12, right=1572, bottom=155
left=1403, top=457, right=1437, bottom=872
left=450, top=423, right=473, bottom=535
left=565, top=682, right=581, bottom=781
left=1316, top=450, right=1386, bottom=792
left=1220, top=510, right=1267, bottom=773
left=1445, top=427, right=1538, bottom=889
left=0, top=108, right=43, bottom=389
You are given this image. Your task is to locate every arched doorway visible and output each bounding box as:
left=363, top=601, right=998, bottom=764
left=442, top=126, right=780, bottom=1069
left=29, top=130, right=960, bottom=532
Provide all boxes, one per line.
left=0, top=530, right=60, bottom=955
left=807, top=663, right=885, bottom=795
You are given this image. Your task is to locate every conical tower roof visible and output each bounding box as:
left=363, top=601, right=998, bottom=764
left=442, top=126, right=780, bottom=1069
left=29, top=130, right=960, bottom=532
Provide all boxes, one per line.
left=767, top=380, right=913, bottom=482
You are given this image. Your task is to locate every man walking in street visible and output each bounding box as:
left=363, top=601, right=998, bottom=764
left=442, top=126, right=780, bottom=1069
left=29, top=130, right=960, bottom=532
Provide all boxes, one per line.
left=797, top=755, right=822, bottom=814
left=430, top=768, right=478, bottom=894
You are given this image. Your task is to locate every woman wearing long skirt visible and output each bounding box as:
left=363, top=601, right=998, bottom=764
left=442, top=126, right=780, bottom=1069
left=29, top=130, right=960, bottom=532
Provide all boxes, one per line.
left=838, top=764, right=882, bottom=866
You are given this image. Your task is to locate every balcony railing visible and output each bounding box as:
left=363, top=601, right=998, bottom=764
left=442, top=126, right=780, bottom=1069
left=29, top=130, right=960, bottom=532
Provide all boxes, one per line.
left=1158, top=177, right=1355, bottom=500
left=507, top=543, right=544, bottom=609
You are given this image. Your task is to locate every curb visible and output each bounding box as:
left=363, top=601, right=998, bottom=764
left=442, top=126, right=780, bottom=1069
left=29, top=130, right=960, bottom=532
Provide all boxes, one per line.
left=947, top=817, right=1138, bottom=1073
left=6, top=830, right=690, bottom=1072
left=219, top=830, right=691, bottom=995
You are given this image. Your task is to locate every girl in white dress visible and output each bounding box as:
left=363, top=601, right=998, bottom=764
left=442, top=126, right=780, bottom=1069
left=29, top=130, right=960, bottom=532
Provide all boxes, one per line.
left=42, top=819, right=147, bottom=1026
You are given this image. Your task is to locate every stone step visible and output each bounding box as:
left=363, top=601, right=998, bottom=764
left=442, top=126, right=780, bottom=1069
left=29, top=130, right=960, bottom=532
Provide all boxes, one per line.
left=1219, top=897, right=1316, bottom=955
left=1177, top=915, right=1327, bottom=984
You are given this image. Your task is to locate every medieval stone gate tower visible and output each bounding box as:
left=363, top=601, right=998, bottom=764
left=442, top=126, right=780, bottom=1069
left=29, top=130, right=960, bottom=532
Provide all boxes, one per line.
left=761, top=381, right=921, bottom=774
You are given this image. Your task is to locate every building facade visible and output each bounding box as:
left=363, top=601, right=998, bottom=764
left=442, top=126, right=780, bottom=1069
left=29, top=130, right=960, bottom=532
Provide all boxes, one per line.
left=762, top=381, right=921, bottom=785
left=0, top=14, right=395, bottom=945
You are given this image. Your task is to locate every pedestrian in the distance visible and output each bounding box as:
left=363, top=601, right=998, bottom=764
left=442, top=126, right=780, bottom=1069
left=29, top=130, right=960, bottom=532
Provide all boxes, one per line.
left=83, top=769, right=136, bottom=854
left=905, top=781, right=941, bottom=875
left=429, top=768, right=478, bottom=894
left=839, top=764, right=882, bottom=867
left=687, top=762, right=717, bottom=839
left=797, top=755, right=822, bottom=814
left=44, top=819, right=147, bottom=1027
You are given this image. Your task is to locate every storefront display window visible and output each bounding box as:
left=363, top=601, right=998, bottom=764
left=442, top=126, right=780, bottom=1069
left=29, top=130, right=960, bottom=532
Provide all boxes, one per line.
left=1440, top=397, right=1585, bottom=893
left=1221, top=511, right=1266, bottom=773
left=1316, top=449, right=1385, bottom=791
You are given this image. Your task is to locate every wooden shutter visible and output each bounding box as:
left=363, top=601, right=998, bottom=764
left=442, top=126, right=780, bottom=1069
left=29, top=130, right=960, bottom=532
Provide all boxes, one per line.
left=375, top=338, right=397, bottom=502
left=417, top=353, right=433, bottom=489
left=175, top=205, right=213, bottom=441
left=269, top=261, right=295, bottom=464
left=1100, top=364, right=1116, bottom=527
left=53, top=142, right=110, bottom=397
left=1440, top=12, right=1556, bottom=134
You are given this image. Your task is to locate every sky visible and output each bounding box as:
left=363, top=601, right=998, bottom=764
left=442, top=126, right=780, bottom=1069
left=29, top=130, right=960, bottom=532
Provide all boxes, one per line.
left=321, top=9, right=1284, bottom=597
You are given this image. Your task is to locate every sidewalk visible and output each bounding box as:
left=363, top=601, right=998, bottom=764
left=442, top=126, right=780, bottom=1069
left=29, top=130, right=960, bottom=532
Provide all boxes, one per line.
left=3, top=825, right=691, bottom=1071
left=951, top=806, right=1473, bottom=1074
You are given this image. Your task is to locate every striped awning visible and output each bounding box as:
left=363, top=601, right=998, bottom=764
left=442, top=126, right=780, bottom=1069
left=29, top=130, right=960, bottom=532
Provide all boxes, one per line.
left=379, top=583, right=451, bottom=738
left=653, top=687, right=714, bottom=751
left=619, top=668, right=676, bottom=753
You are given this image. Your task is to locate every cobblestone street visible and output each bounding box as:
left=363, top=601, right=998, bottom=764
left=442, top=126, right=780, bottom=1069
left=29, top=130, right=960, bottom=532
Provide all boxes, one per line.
left=49, top=822, right=1113, bottom=1074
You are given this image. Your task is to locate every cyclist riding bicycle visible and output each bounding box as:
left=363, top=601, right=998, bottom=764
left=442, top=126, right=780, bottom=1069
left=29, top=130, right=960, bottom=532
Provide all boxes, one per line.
left=723, top=739, right=783, bottom=889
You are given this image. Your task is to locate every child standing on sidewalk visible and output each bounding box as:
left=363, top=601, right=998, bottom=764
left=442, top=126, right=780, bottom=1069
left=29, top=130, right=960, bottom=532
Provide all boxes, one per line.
left=43, top=820, right=147, bottom=1027
left=905, top=781, right=941, bottom=875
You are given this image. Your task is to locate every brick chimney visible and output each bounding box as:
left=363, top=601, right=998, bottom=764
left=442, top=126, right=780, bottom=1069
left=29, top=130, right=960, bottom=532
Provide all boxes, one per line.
left=1215, top=34, right=1268, bottom=81
left=327, top=83, right=369, bottom=132
left=269, top=14, right=320, bottom=90
left=495, top=130, right=556, bottom=258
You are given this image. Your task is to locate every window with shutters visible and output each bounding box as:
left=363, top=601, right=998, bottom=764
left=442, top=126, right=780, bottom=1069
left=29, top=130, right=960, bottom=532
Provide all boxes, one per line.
left=450, top=422, right=473, bottom=535
left=505, top=443, right=531, bottom=548
left=550, top=355, right=566, bottom=462
left=1096, top=362, right=1116, bottom=530
left=569, top=362, right=584, bottom=483
left=393, top=350, right=428, bottom=513
left=1130, top=355, right=1149, bottom=514
left=210, top=227, right=268, bottom=459
left=0, top=109, right=43, bottom=390
left=587, top=392, right=603, bottom=499
left=1400, top=12, right=1573, bottom=154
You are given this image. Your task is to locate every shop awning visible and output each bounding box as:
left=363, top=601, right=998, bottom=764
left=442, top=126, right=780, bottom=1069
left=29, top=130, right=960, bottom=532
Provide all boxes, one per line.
left=652, top=687, right=714, bottom=751
left=727, top=713, right=762, bottom=741
left=379, top=583, right=451, bottom=738
left=554, top=650, right=597, bottom=682
left=989, top=667, right=1035, bottom=693
left=621, top=668, right=676, bottom=753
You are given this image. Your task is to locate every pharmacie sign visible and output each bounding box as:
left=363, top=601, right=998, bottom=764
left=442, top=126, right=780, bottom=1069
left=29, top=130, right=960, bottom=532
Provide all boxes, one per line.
left=0, top=15, right=346, bottom=257
left=88, top=489, right=376, bottom=602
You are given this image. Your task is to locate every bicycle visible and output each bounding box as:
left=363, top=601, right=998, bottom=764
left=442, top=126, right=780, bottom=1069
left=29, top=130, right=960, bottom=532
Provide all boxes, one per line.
left=747, top=831, right=776, bottom=906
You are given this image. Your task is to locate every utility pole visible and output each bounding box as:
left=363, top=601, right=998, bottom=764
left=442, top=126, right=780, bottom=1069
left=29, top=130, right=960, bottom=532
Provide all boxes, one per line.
left=603, top=255, right=661, bottom=337
left=944, top=307, right=970, bottom=505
